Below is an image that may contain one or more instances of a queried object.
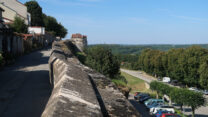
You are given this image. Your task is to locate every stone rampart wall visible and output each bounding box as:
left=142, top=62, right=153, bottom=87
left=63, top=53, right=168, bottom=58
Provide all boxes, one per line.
left=42, top=40, right=141, bottom=117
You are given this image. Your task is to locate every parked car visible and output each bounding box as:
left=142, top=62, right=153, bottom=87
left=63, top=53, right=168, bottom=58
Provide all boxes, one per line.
left=134, top=92, right=140, bottom=100
left=203, top=90, right=208, bottom=95
left=139, top=95, right=151, bottom=103
left=151, top=105, right=175, bottom=115
left=145, top=99, right=164, bottom=106
left=134, top=93, right=149, bottom=100
left=163, top=77, right=171, bottom=83
left=147, top=101, right=164, bottom=110
left=170, top=80, right=178, bottom=86
left=161, top=113, right=179, bottom=117
left=155, top=110, right=172, bottom=117
left=177, top=82, right=186, bottom=88
left=188, top=87, right=198, bottom=91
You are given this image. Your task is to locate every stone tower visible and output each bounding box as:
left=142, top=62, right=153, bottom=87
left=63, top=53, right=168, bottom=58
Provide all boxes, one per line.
left=70, top=33, right=88, bottom=52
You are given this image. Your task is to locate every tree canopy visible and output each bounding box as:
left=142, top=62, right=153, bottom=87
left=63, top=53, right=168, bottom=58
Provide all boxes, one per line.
left=25, top=1, right=44, bottom=26
left=25, top=1, right=67, bottom=38
left=150, top=81, right=206, bottom=117
left=139, top=46, right=208, bottom=89
left=43, top=14, right=67, bottom=38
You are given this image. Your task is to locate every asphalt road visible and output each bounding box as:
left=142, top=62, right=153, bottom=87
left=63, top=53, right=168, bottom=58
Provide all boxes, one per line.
left=122, top=69, right=208, bottom=117
left=0, top=48, right=52, bottom=117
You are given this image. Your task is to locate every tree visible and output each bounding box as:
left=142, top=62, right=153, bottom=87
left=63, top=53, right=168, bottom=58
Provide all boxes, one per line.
left=56, top=23, right=68, bottom=38
left=85, top=46, right=120, bottom=78
left=10, top=17, right=28, bottom=33
left=25, top=1, right=44, bottom=26
left=150, top=81, right=161, bottom=98
left=170, top=88, right=186, bottom=112
left=43, top=14, right=67, bottom=38
left=183, top=90, right=205, bottom=117
left=199, top=59, right=208, bottom=89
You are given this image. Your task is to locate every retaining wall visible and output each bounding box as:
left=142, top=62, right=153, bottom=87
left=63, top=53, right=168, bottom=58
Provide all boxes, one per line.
left=42, top=40, right=141, bottom=117
left=0, top=32, right=24, bottom=55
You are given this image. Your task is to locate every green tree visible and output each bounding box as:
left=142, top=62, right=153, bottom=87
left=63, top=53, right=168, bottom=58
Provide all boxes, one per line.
left=150, top=81, right=161, bottom=98
left=199, top=59, right=208, bottom=89
left=10, top=17, right=28, bottom=33
left=56, top=23, right=68, bottom=38
left=43, top=14, right=67, bottom=38
left=25, top=1, right=44, bottom=26
left=85, top=46, right=120, bottom=78
left=170, top=88, right=186, bottom=112
left=183, top=90, right=205, bottom=117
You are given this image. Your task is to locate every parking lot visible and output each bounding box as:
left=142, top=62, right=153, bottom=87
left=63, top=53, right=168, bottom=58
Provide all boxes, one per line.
left=123, top=69, right=208, bottom=117
left=128, top=94, right=152, bottom=117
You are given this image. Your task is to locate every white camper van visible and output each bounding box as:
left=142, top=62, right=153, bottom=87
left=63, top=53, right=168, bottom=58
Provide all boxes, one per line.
left=162, top=77, right=171, bottom=83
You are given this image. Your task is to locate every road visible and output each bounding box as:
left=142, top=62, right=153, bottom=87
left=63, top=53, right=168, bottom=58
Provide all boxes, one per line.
left=121, top=69, right=156, bottom=83
left=122, top=69, right=208, bottom=117
left=0, top=48, right=52, bottom=117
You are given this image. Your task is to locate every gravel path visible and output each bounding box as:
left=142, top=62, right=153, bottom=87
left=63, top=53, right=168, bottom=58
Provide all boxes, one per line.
left=0, top=48, right=52, bottom=117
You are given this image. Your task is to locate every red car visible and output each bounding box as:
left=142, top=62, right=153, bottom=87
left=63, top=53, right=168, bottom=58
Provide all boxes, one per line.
left=161, top=113, right=179, bottom=117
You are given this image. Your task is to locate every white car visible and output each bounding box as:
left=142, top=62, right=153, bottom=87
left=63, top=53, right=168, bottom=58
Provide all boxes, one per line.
left=189, top=87, right=201, bottom=93
left=162, top=77, right=171, bottom=83
left=150, top=105, right=175, bottom=115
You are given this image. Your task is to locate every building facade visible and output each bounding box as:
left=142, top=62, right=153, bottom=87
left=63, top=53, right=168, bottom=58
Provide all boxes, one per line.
left=28, top=26, right=45, bottom=35
left=0, top=0, right=31, bottom=25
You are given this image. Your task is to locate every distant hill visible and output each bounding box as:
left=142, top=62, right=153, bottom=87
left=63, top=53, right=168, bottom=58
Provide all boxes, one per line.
left=89, top=44, right=208, bottom=54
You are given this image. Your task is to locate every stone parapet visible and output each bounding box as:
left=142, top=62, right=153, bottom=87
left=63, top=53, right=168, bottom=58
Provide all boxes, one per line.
left=42, top=40, right=140, bottom=117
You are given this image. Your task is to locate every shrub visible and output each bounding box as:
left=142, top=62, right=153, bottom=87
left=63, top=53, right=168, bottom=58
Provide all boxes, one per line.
left=9, top=17, right=28, bottom=33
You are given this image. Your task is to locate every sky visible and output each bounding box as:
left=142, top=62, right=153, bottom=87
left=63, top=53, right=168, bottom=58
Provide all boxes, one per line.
left=19, top=0, right=208, bottom=44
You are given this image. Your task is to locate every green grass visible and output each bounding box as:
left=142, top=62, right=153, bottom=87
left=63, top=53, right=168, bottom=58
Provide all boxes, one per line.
left=112, top=79, right=127, bottom=87
left=121, top=71, right=151, bottom=93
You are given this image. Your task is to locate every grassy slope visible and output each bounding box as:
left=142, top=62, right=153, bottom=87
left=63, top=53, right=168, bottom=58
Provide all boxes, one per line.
left=121, top=71, right=148, bottom=93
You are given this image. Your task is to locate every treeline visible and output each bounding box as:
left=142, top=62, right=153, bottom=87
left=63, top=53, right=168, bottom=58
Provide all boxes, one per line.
left=150, top=81, right=205, bottom=117
left=139, top=46, right=208, bottom=89
left=90, top=44, right=208, bottom=55
left=24, top=1, right=67, bottom=38
left=116, top=54, right=140, bottom=70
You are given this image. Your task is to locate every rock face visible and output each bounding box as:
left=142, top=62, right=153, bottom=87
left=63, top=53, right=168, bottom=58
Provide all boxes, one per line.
left=42, top=40, right=141, bottom=117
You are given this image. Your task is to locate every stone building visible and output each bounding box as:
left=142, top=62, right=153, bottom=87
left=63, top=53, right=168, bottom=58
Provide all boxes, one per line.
left=70, top=33, right=87, bottom=52
left=0, top=0, right=31, bottom=25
